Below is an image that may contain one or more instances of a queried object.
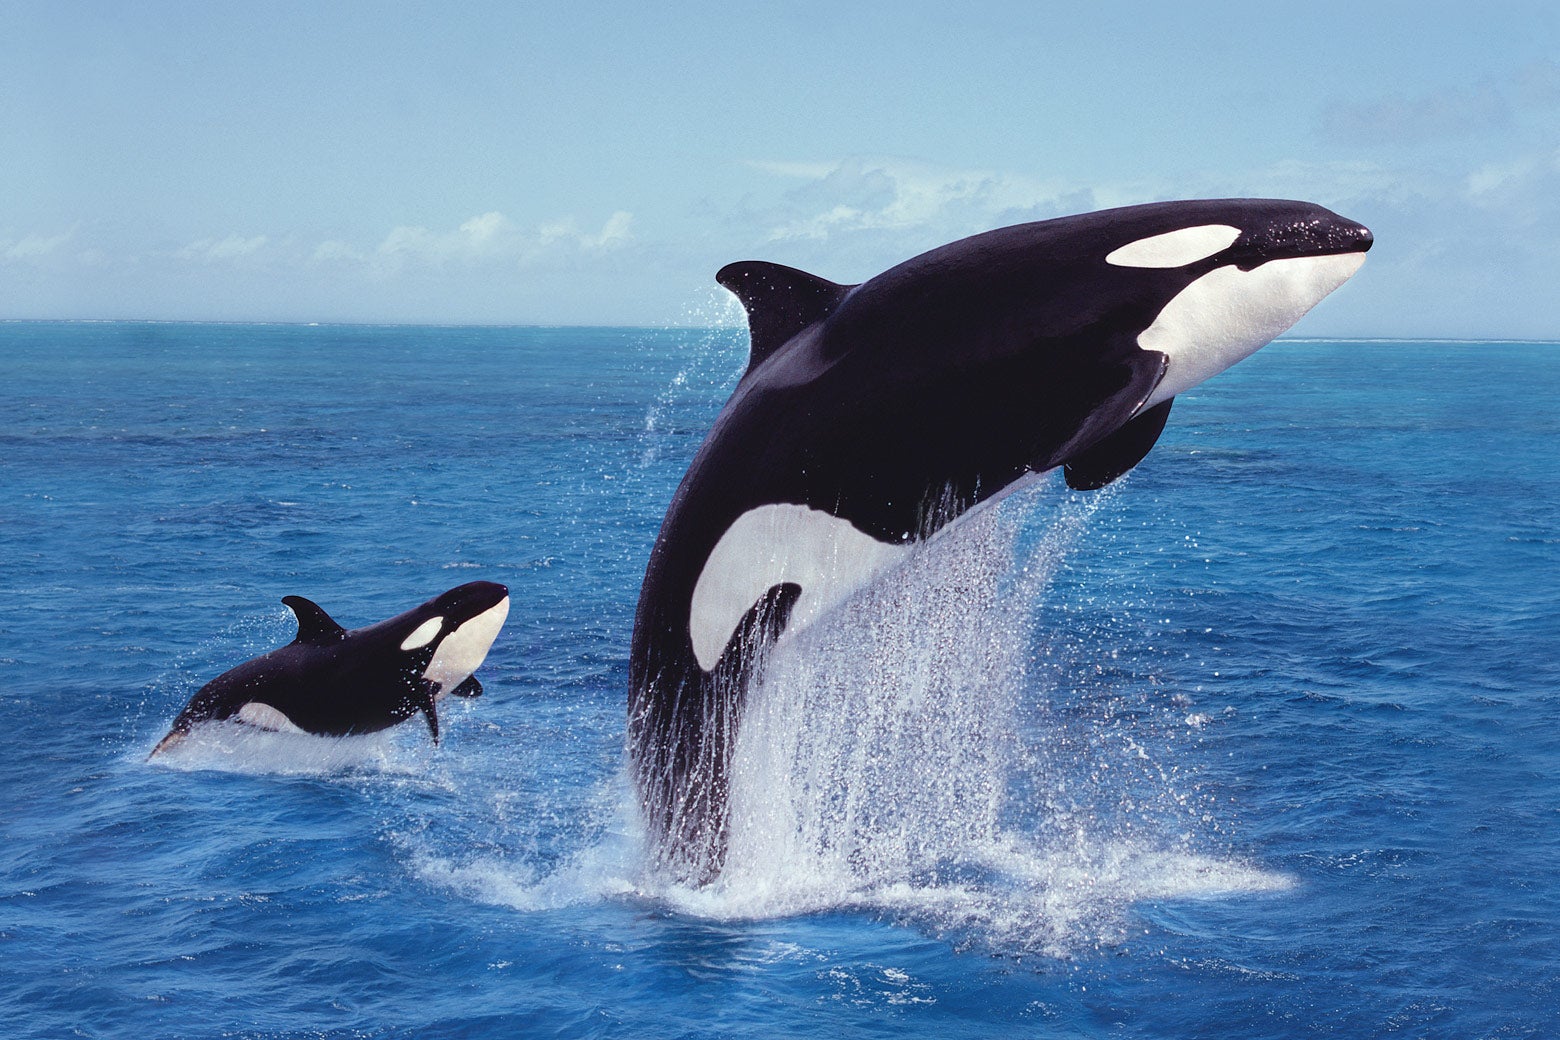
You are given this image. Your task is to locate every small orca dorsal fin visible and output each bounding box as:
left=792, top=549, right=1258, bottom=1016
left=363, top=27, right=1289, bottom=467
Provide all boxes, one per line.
left=1064, top=398, right=1175, bottom=490
left=281, top=596, right=347, bottom=646
left=716, top=261, right=851, bottom=373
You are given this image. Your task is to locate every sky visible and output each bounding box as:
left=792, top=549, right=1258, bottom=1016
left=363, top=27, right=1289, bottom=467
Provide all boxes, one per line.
left=4, top=0, right=1559, bottom=337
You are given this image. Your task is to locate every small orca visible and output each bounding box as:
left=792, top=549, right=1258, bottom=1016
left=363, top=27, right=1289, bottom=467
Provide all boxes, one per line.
left=629, top=198, right=1372, bottom=879
left=150, top=580, right=509, bottom=756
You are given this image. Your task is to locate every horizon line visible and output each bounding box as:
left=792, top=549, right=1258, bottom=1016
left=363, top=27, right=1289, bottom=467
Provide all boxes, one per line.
left=2, top=317, right=1557, bottom=346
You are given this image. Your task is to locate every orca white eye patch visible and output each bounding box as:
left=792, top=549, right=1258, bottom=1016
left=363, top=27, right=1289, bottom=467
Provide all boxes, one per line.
left=1105, top=224, right=1242, bottom=269
left=400, top=616, right=444, bottom=651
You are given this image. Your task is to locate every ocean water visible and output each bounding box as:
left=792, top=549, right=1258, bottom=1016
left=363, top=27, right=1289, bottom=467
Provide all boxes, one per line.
left=1, top=321, right=1557, bottom=1039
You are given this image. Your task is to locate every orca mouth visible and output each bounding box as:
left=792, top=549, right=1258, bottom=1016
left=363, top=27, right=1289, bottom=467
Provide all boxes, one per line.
left=1234, top=217, right=1373, bottom=271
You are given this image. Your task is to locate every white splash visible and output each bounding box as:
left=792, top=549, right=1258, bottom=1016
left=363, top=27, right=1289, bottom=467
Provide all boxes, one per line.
left=670, top=487, right=1286, bottom=953
left=143, top=720, right=427, bottom=777
left=419, top=486, right=1289, bottom=954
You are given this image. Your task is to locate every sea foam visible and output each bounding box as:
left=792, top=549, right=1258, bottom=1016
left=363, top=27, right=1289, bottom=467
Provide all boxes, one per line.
left=428, top=486, right=1288, bottom=956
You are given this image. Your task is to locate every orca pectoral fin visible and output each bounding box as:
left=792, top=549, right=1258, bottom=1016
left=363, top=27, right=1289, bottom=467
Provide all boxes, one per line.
left=417, top=681, right=440, bottom=745
left=448, top=676, right=483, bottom=698
left=1064, top=397, right=1175, bottom=490
left=148, top=729, right=186, bottom=759
left=713, top=582, right=802, bottom=685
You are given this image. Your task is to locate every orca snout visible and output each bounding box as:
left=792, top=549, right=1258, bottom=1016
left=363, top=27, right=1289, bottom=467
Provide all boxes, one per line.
left=1237, top=210, right=1373, bottom=269
left=1328, top=219, right=1373, bottom=255
left=437, top=580, right=510, bottom=618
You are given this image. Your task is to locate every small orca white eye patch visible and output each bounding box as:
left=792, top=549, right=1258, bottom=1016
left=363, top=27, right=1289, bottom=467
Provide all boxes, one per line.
left=1106, top=224, right=1242, bottom=269
left=400, top=616, right=445, bottom=651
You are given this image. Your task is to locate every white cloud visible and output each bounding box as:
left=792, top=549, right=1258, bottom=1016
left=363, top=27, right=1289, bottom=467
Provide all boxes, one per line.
left=371, top=216, right=517, bottom=268
left=1466, top=149, right=1560, bottom=200
left=537, top=218, right=578, bottom=245
left=1458, top=150, right=1560, bottom=238
left=771, top=203, right=867, bottom=241
left=311, top=239, right=365, bottom=264
left=746, top=157, right=1145, bottom=247
left=1466, top=159, right=1535, bottom=198
left=713, top=150, right=1560, bottom=337
left=348, top=209, right=635, bottom=269
left=377, top=224, right=437, bottom=259
left=4, top=226, right=78, bottom=261
left=176, top=234, right=269, bottom=262
left=582, top=210, right=633, bottom=250
left=739, top=154, right=1479, bottom=257
left=459, top=211, right=512, bottom=244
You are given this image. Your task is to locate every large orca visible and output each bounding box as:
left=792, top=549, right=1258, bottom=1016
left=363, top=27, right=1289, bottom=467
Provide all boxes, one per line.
left=150, top=580, right=510, bottom=756
left=629, top=198, right=1372, bottom=880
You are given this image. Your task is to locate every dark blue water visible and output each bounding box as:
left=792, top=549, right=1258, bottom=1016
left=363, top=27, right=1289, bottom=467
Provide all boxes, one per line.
left=2, top=323, right=1556, bottom=1038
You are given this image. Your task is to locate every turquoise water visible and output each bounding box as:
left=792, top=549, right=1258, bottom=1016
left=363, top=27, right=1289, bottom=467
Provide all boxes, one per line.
left=1, top=323, right=1557, bottom=1038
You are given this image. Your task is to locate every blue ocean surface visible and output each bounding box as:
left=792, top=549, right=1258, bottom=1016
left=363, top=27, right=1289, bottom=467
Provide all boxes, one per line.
left=1, top=322, right=1557, bottom=1039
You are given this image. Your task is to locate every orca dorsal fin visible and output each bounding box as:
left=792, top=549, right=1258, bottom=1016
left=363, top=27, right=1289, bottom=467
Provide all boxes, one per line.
left=281, top=596, right=348, bottom=646
left=716, top=261, right=851, bottom=373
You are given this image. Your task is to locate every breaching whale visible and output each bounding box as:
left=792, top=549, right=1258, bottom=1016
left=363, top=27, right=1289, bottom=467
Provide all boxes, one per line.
left=628, top=198, right=1372, bottom=880
left=150, top=580, right=510, bottom=756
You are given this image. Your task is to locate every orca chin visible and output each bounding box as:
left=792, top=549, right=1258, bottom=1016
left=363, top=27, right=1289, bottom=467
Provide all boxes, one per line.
left=628, top=198, right=1371, bottom=882
left=150, top=580, right=509, bottom=757
left=1136, top=247, right=1369, bottom=411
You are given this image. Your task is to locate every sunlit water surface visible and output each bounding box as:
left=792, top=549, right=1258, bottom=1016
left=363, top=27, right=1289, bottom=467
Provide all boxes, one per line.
left=2, top=323, right=1557, bottom=1038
